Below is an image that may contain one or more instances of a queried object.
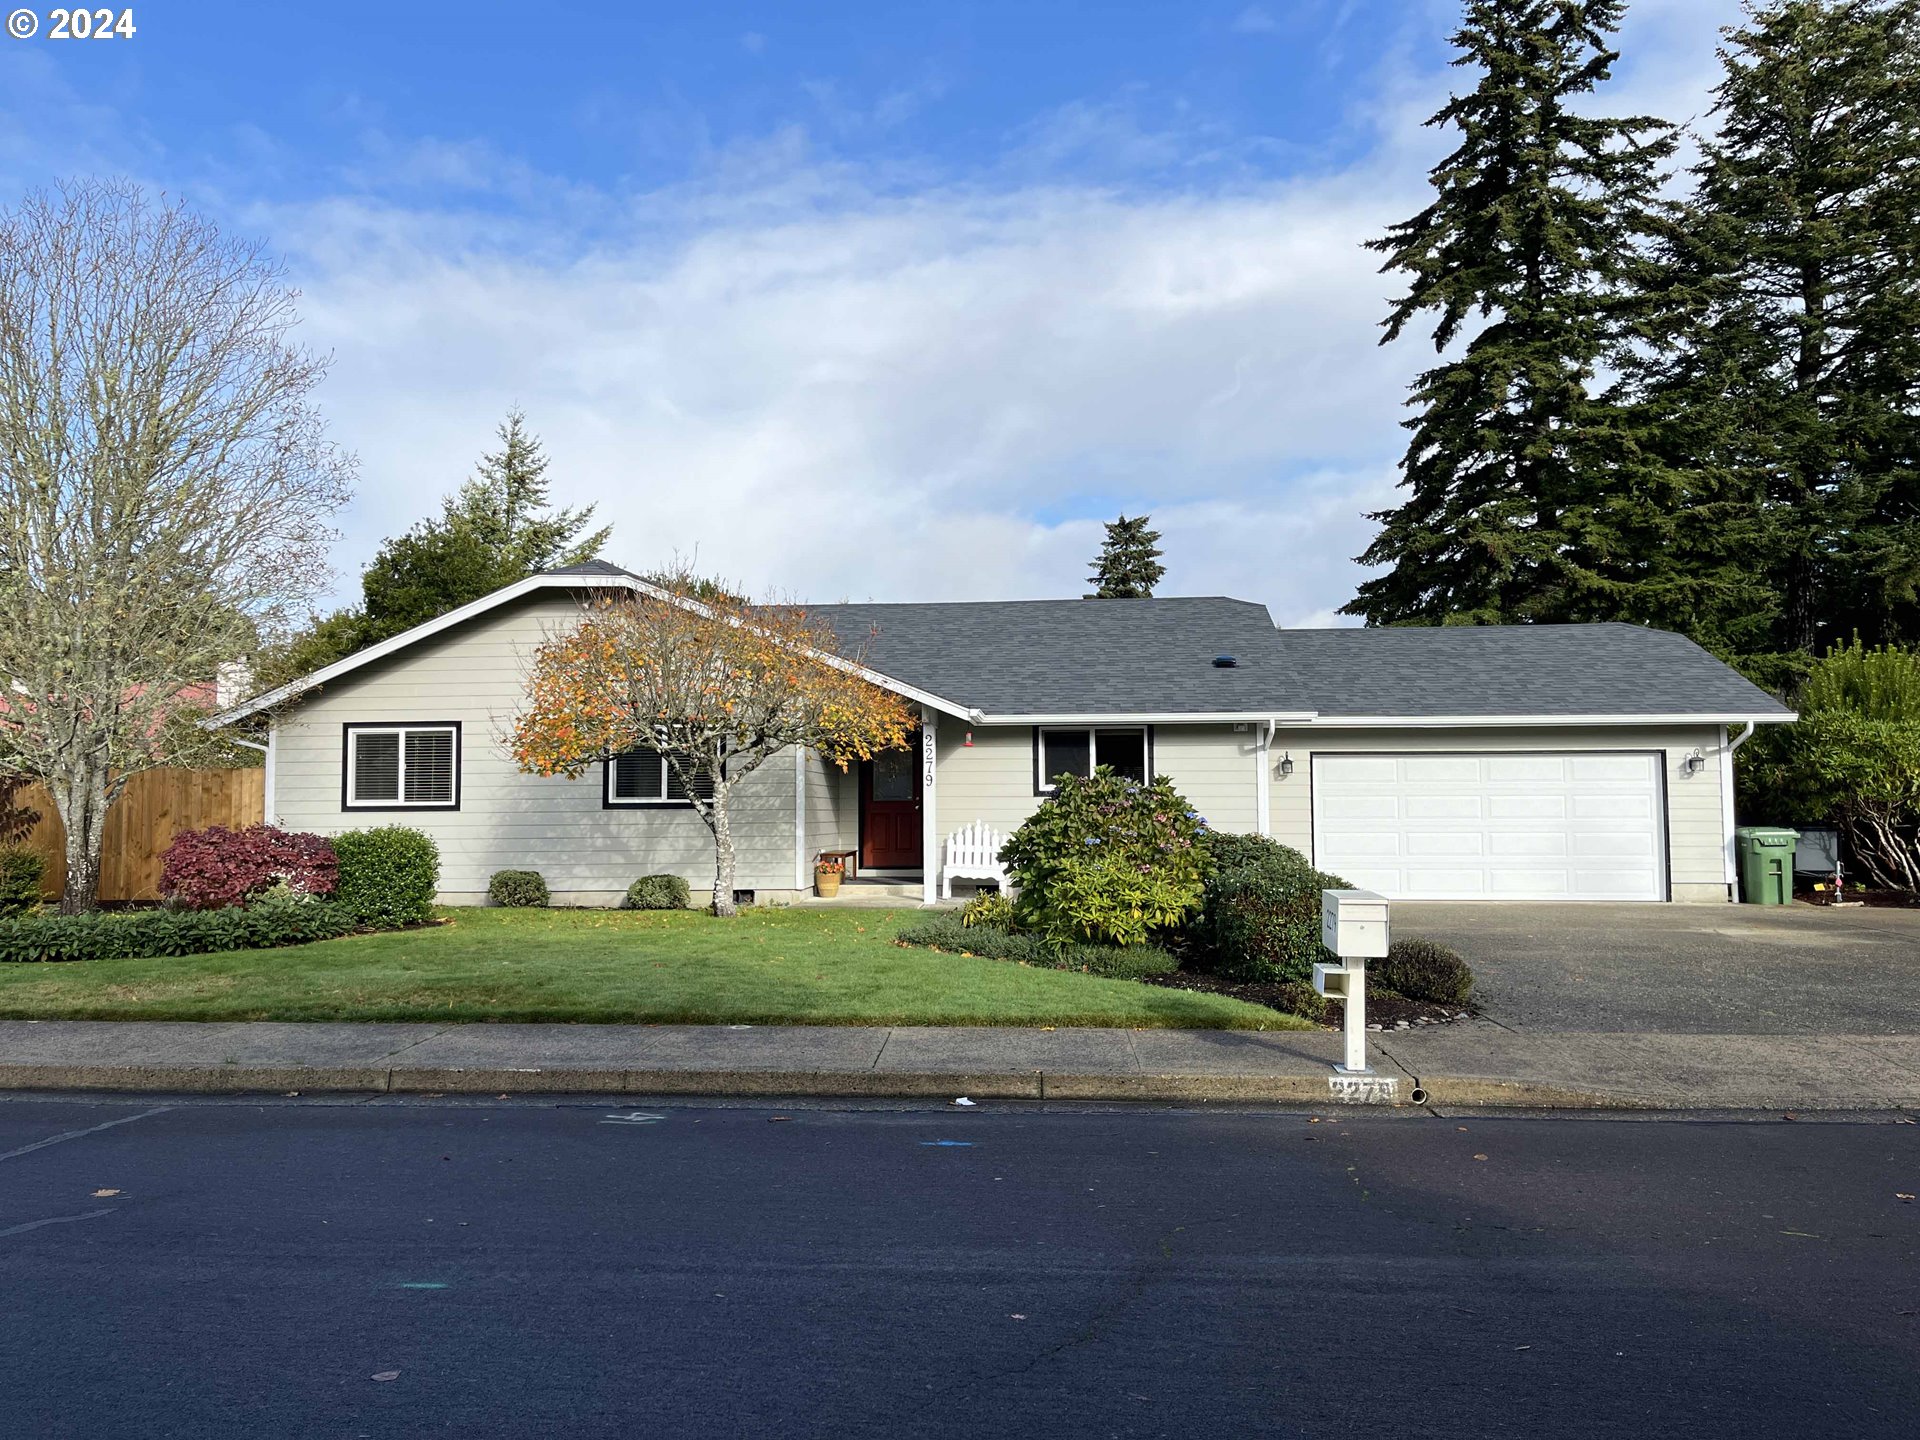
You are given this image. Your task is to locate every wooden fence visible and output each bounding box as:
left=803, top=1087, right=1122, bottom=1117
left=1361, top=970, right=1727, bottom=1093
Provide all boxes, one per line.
left=15, top=768, right=265, bottom=903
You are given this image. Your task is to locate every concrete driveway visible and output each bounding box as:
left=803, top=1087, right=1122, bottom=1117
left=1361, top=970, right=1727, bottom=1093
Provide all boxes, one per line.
left=1394, top=901, right=1920, bottom=1035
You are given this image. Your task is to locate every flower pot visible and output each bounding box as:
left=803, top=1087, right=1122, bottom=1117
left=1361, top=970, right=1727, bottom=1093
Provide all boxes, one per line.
left=815, top=872, right=842, bottom=898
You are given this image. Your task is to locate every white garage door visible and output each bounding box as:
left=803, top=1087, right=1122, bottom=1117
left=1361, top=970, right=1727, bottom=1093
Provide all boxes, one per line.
left=1312, top=752, right=1667, bottom=901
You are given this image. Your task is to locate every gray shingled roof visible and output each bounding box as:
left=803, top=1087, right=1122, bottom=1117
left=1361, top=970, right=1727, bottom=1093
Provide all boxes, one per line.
left=810, top=598, right=1297, bottom=715
left=1274, top=623, right=1791, bottom=719
left=533, top=566, right=1787, bottom=720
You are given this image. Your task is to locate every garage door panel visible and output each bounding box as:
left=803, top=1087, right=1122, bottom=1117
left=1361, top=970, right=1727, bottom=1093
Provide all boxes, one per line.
left=1403, top=757, right=1481, bottom=783
left=1313, top=751, right=1665, bottom=902
left=1317, top=757, right=1400, bottom=785
left=1484, top=756, right=1568, bottom=783
left=1491, top=795, right=1567, bottom=819
left=1407, top=832, right=1483, bottom=856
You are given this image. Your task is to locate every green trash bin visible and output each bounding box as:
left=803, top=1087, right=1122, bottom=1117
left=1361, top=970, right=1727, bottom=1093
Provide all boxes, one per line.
left=1735, top=827, right=1798, bottom=905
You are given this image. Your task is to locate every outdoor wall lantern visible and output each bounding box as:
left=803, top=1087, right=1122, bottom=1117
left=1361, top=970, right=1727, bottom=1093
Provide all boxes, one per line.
left=1681, top=749, right=1707, bottom=777
left=1278, top=751, right=1295, bottom=778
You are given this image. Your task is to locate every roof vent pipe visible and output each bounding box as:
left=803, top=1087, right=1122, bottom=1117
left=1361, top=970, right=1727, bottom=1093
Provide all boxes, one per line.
left=1212, top=655, right=1238, bottom=668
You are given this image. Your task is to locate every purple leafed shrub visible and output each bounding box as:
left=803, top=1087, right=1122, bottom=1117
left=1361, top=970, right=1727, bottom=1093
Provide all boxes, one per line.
left=159, top=825, right=338, bottom=911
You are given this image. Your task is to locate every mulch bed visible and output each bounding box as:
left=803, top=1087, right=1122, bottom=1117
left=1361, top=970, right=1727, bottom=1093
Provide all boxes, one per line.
left=1795, top=888, right=1917, bottom=908
left=1143, top=970, right=1474, bottom=1029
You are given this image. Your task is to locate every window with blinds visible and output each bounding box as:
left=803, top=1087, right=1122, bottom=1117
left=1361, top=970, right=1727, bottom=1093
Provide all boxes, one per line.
left=1034, top=726, right=1150, bottom=793
left=605, top=746, right=715, bottom=807
left=343, top=724, right=460, bottom=809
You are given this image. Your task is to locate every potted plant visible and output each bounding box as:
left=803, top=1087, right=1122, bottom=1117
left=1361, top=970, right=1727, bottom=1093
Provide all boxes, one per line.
left=814, top=854, right=845, bottom=898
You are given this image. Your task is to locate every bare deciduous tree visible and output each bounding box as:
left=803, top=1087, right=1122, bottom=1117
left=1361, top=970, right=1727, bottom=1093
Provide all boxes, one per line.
left=0, top=180, right=354, bottom=911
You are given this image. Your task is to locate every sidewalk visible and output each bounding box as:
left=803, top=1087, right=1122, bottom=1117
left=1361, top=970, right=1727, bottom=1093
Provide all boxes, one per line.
left=2, top=1019, right=1917, bottom=1109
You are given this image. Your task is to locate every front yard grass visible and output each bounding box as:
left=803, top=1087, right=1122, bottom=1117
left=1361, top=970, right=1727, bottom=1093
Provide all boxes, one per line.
left=0, top=905, right=1304, bottom=1029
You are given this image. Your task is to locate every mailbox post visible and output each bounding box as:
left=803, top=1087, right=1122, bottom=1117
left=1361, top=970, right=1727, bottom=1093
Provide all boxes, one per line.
left=1315, top=888, right=1390, bottom=1075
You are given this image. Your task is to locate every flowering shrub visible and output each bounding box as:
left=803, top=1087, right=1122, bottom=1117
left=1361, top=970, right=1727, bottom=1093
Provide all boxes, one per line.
left=159, top=825, right=338, bottom=911
left=998, top=769, right=1207, bottom=947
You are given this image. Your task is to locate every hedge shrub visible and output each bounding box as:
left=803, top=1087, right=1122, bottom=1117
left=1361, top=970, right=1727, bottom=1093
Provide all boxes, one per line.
left=332, top=827, right=439, bottom=927
left=959, top=890, right=1016, bottom=929
left=999, top=769, right=1207, bottom=947
left=1375, top=937, right=1474, bottom=1006
left=624, top=874, right=691, bottom=910
left=0, top=899, right=359, bottom=963
left=1195, top=831, right=1351, bottom=985
left=488, top=870, right=550, bottom=908
left=896, top=915, right=1176, bottom=980
left=0, top=843, right=44, bottom=917
left=160, top=825, right=337, bottom=910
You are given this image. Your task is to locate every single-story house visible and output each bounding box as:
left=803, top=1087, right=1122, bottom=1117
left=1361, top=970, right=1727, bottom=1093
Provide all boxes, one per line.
left=211, top=560, right=1795, bottom=906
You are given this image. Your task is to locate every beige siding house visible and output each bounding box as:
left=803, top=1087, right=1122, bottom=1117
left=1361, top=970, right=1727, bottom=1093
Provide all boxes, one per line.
left=215, top=563, right=1794, bottom=907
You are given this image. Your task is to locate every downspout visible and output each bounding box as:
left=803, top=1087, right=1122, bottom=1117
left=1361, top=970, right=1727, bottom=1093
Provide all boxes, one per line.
left=1720, top=722, right=1756, bottom=891
left=1256, top=718, right=1276, bottom=838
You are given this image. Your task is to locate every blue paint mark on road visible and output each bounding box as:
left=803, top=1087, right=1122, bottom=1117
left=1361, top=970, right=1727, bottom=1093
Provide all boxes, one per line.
left=397, top=1282, right=448, bottom=1290
left=920, top=1141, right=975, bottom=1147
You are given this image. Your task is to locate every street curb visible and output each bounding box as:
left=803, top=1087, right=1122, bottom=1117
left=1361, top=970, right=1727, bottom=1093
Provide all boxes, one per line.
left=1, top=1060, right=1898, bottom=1109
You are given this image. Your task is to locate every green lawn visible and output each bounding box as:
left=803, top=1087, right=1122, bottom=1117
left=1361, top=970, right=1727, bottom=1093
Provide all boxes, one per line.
left=0, top=906, right=1305, bottom=1029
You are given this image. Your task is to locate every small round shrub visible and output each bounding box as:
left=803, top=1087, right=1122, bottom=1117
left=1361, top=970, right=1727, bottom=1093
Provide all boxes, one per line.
left=624, top=873, right=691, bottom=910
left=332, top=826, right=439, bottom=927
left=159, top=824, right=337, bottom=910
left=959, top=890, right=1016, bottom=929
left=1268, top=980, right=1329, bottom=1025
left=1375, top=937, right=1474, bottom=1007
left=488, top=869, right=550, bottom=908
left=0, top=843, right=45, bottom=917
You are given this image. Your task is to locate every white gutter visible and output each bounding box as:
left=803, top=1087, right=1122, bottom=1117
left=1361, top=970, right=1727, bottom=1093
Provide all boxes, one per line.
left=1302, top=712, right=1795, bottom=728
left=985, top=710, right=1317, bottom=726
left=1720, top=721, right=1758, bottom=888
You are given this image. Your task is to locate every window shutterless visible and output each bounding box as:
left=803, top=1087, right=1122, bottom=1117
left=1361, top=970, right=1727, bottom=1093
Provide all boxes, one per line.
left=604, top=746, right=717, bottom=807
left=342, top=724, right=460, bottom=810
left=1033, top=726, right=1151, bottom=792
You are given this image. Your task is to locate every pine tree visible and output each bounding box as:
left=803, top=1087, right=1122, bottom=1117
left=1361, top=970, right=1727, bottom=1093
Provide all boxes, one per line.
left=1086, top=515, right=1167, bottom=598
left=358, top=410, right=610, bottom=642
left=1634, top=0, right=1920, bottom=673
left=257, top=412, right=612, bottom=688
left=1343, top=0, right=1675, bottom=626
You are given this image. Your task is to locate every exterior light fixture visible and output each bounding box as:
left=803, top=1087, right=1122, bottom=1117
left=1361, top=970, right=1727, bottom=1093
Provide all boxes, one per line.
left=1279, top=752, right=1295, bottom=777
left=1681, top=749, right=1706, bottom=777
left=963, top=730, right=974, bottom=748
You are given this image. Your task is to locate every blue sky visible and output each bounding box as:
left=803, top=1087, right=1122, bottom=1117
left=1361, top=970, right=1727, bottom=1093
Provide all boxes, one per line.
left=0, top=0, right=1739, bottom=623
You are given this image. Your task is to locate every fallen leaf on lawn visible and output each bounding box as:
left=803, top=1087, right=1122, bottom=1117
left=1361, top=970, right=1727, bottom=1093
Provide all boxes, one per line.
left=91, top=1189, right=121, bottom=1198
left=371, top=1371, right=400, bottom=1382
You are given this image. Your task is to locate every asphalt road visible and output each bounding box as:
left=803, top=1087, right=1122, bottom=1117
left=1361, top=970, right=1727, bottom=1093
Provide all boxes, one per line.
left=1396, top=901, right=1920, bottom=1033
left=2, top=1096, right=1916, bottom=1439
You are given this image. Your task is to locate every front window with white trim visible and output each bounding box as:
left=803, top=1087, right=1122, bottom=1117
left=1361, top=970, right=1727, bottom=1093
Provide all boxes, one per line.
left=605, top=746, right=715, bottom=807
left=1035, top=726, right=1150, bottom=792
left=344, top=724, right=459, bottom=809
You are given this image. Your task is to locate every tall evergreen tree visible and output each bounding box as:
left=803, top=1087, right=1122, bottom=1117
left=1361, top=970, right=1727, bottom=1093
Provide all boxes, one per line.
left=1086, top=514, right=1167, bottom=598
left=1634, top=0, right=1920, bottom=677
left=1343, top=0, right=1675, bottom=626
left=255, top=412, right=610, bottom=691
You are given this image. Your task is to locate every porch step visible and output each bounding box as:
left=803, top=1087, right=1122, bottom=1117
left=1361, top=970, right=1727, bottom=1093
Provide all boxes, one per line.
left=799, top=880, right=953, bottom=908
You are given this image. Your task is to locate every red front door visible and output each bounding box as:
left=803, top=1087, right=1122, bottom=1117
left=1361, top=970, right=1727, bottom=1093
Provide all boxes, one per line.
left=860, top=745, right=923, bottom=870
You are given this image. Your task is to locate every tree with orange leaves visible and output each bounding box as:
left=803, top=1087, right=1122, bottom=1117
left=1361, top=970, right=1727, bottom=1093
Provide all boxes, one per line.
left=511, top=568, right=915, bottom=916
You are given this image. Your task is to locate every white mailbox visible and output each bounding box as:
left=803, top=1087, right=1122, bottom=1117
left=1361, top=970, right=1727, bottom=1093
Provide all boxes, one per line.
left=1321, top=888, right=1390, bottom=960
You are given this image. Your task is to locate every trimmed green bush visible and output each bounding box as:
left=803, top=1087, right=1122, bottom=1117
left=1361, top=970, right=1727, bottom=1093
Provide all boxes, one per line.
left=332, top=827, right=440, bottom=927
left=0, top=843, right=44, bottom=918
left=1195, top=831, right=1352, bottom=985
left=624, top=873, right=692, bottom=910
left=1375, top=937, right=1474, bottom=1006
left=896, top=915, right=1175, bottom=980
left=0, top=899, right=358, bottom=963
left=999, top=769, right=1208, bottom=946
left=488, top=870, right=550, bottom=908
